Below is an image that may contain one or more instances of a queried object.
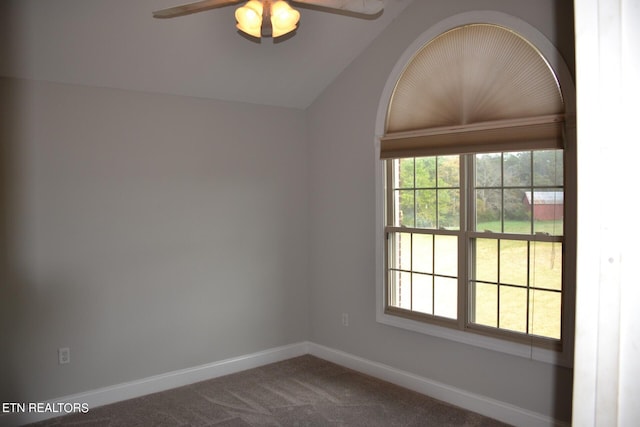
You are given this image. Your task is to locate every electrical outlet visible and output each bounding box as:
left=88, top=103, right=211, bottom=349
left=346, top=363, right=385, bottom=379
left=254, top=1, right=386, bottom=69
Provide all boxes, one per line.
left=58, top=347, right=70, bottom=365
left=341, top=313, right=349, bottom=327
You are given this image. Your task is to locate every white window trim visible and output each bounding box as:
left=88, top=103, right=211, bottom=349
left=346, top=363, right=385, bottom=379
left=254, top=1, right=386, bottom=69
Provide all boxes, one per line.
left=374, top=11, right=576, bottom=367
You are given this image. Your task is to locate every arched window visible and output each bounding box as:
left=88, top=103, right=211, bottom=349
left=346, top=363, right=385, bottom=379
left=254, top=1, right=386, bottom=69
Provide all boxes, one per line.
left=376, top=20, right=575, bottom=362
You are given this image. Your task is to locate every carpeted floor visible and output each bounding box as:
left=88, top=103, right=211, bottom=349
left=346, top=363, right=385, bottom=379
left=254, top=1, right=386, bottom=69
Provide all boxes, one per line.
left=28, top=355, right=511, bottom=426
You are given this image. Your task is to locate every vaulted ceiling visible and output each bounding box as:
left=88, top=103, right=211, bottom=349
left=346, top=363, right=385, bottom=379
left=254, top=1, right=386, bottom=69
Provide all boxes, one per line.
left=0, top=0, right=414, bottom=109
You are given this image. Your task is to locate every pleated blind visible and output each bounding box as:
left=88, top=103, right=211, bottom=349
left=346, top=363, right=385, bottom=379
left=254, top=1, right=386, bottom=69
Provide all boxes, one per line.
left=382, top=24, right=565, bottom=159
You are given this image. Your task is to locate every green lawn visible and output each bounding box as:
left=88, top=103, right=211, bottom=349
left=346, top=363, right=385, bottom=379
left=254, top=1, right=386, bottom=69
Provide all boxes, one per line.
left=392, top=220, right=563, bottom=339
left=474, top=220, right=563, bottom=339
left=477, top=219, right=564, bottom=236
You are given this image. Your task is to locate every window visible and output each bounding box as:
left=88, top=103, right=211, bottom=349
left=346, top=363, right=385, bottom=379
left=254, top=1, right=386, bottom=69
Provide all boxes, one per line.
left=376, top=22, right=575, bottom=357
left=386, top=155, right=461, bottom=321
left=385, top=149, right=565, bottom=348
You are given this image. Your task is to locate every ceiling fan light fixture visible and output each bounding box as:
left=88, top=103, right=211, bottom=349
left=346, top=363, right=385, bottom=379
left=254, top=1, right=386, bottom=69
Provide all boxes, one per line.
left=235, top=1, right=264, bottom=38
left=154, top=0, right=384, bottom=41
left=271, top=1, right=300, bottom=38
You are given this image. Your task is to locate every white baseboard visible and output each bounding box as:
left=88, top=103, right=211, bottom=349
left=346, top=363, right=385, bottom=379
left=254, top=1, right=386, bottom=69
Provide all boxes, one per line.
left=2, top=341, right=567, bottom=427
left=306, top=342, right=568, bottom=427
left=1, top=342, right=309, bottom=427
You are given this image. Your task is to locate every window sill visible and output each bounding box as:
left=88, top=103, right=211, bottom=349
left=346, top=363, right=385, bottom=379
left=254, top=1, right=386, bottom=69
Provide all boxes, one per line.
left=376, top=310, right=573, bottom=367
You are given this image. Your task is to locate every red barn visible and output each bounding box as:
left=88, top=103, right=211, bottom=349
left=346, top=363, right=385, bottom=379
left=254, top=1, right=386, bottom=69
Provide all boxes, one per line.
left=523, top=191, right=564, bottom=221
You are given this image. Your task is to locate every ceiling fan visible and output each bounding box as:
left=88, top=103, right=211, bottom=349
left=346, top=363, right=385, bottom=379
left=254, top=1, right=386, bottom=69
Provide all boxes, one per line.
left=153, top=0, right=384, bottom=39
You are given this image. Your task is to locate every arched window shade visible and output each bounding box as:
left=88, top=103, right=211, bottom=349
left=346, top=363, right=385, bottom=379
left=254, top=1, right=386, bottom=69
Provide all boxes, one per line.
left=381, top=24, right=565, bottom=159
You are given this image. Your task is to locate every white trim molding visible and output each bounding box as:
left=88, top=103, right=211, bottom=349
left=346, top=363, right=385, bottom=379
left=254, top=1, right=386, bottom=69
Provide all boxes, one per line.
left=0, top=342, right=309, bottom=427
left=374, top=11, right=576, bottom=367
left=306, top=342, right=569, bottom=427
left=1, top=342, right=567, bottom=427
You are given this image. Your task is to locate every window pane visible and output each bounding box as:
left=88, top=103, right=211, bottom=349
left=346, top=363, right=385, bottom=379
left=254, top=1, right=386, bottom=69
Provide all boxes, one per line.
left=434, top=276, right=457, bottom=319
left=389, top=270, right=411, bottom=310
left=413, top=273, right=433, bottom=315
left=530, top=289, right=561, bottom=339
left=471, top=282, right=497, bottom=327
left=500, top=240, right=527, bottom=286
left=437, top=156, right=459, bottom=187
left=475, top=153, right=501, bottom=187
left=476, top=189, right=501, bottom=231
left=412, top=233, right=433, bottom=274
left=396, top=190, right=414, bottom=227
left=499, top=286, right=527, bottom=333
left=416, top=190, right=436, bottom=228
left=530, top=241, right=562, bottom=290
left=533, top=150, right=563, bottom=186
left=438, top=189, right=460, bottom=229
left=434, top=235, right=457, bottom=277
left=391, top=232, right=412, bottom=271
left=416, top=157, right=436, bottom=188
left=395, top=158, right=414, bottom=188
left=474, top=238, right=497, bottom=283
left=504, top=189, right=530, bottom=233
left=503, top=151, right=531, bottom=187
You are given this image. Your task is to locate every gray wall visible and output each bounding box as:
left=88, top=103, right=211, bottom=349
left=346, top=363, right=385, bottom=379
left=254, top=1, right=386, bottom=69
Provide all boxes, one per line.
left=0, top=78, right=309, bottom=402
left=1, top=0, right=577, bottom=423
left=306, top=0, right=574, bottom=422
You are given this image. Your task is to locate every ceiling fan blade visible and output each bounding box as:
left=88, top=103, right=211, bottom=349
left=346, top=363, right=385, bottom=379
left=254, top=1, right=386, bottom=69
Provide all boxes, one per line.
left=290, top=0, right=383, bottom=16
left=152, top=0, right=243, bottom=19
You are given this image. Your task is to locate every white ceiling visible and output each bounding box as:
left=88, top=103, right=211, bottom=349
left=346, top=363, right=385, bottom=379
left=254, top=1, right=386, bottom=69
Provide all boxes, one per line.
left=1, top=0, right=414, bottom=109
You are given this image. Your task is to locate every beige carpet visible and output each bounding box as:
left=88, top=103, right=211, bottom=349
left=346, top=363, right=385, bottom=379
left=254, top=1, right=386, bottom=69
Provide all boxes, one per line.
left=28, top=355, right=510, bottom=426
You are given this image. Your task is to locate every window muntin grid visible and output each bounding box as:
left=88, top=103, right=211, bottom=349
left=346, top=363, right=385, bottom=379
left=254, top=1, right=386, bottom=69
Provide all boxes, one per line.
left=387, top=231, right=458, bottom=320
left=470, top=238, right=563, bottom=339
left=391, top=156, right=460, bottom=230
left=385, top=151, right=564, bottom=345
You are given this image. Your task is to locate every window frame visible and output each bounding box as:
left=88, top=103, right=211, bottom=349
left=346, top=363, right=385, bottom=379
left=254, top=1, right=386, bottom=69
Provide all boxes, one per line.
left=374, top=12, right=576, bottom=367
left=384, top=155, right=466, bottom=330
left=383, top=152, right=566, bottom=352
